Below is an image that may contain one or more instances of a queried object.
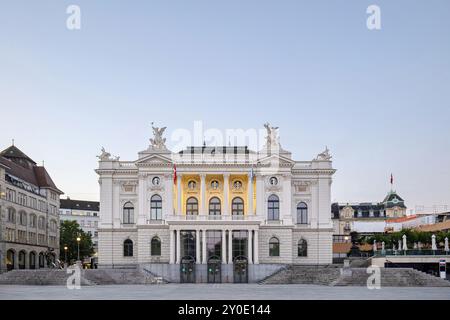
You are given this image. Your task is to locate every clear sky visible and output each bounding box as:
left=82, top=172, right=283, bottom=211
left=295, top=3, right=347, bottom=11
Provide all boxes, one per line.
left=1, top=1, right=449, bottom=210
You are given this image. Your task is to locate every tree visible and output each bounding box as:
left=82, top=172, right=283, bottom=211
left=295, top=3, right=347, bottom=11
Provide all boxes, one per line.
left=59, top=220, right=94, bottom=263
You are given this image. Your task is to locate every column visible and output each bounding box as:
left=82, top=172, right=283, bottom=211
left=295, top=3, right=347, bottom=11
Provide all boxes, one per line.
left=200, top=174, right=206, bottom=215
left=254, top=230, right=259, bottom=264
left=221, top=230, right=227, bottom=264
left=223, top=174, right=230, bottom=215
left=202, top=229, right=207, bottom=264
left=248, top=230, right=253, bottom=264
left=282, top=174, right=292, bottom=224
left=247, top=174, right=254, bottom=216
left=113, top=181, right=122, bottom=227
left=169, top=230, right=175, bottom=264
left=166, top=173, right=174, bottom=216
left=177, top=173, right=182, bottom=215
left=137, top=174, right=147, bottom=225
left=176, top=229, right=181, bottom=264
left=196, top=230, right=201, bottom=264
left=227, top=229, right=233, bottom=264
left=256, top=175, right=264, bottom=219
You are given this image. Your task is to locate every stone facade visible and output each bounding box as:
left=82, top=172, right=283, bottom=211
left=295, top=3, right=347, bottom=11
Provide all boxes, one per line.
left=96, top=124, right=336, bottom=282
left=0, top=146, right=63, bottom=272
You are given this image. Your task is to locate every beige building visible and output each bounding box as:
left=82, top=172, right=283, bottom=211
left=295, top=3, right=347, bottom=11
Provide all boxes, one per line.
left=332, top=190, right=407, bottom=236
left=0, top=145, right=63, bottom=272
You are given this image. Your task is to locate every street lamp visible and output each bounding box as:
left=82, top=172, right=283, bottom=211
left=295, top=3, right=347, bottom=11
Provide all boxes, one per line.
left=64, top=246, right=68, bottom=265
left=76, top=237, right=81, bottom=261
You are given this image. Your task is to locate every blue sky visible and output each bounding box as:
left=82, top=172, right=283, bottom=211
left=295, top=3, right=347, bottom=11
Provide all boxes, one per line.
left=1, top=1, right=449, bottom=210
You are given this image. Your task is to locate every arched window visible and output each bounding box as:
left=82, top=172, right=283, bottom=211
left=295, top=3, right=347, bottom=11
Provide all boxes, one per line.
left=18, top=250, right=26, bottom=269
left=232, top=197, right=244, bottom=216
left=123, top=202, right=134, bottom=224
left=150, top=195, right=162, bottom=220
left=209, top=197, right=221, bottom=216
left=19, top=211, right=27, bottom=226
left=151, top=237, right=161, bottom=256
left=186, top=197, right=199, bottom=215
left=269, top=237, right=280, bottom=257
left=268, top=195, right=279, bottom=221
left=7, top=208, right=16, bottom=223
left=298, top=239, right=308, bottom=257
left=49, top=219, right=57, bottom=232
left=38, top=252, right=45, bottom=268
left=123, top=239, right=133, bottom=257
left=29, top=252, right=36, bottom=269
left=297, top=202, right=308, bottom=225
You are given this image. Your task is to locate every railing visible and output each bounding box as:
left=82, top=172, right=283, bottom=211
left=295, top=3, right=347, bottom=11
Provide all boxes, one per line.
left=165, top=215, right=262, bottom=222
left=374, top=249, right=450, bottom=257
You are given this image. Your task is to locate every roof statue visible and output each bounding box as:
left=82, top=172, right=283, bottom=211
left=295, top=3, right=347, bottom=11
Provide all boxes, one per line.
left=97, top=147, right=113, bottom=161
left=315, top=146, right=332, bottom=161
left=149, top=122, right=167, bottom=150
left=264, top=122, right=279, bottom=148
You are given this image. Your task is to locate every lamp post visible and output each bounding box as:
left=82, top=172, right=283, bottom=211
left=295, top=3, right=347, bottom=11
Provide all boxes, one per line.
left=64, top=246, right=68, bottom=266
left=76, top=237, right=81, bottom=261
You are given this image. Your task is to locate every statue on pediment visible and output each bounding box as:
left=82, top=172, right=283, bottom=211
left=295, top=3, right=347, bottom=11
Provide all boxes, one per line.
left=149, top=123, right=167, bottom=150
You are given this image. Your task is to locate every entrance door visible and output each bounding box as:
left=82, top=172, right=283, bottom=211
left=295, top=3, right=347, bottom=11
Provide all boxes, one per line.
left=6, top=250, right=15, bottom=271
left=207, top=256, right=222, bottom=283
left=180, top=256, right=196, bottom=283
left=18, top=251, right=26, bottom=269
left=233, top=256, right=248, bottom=283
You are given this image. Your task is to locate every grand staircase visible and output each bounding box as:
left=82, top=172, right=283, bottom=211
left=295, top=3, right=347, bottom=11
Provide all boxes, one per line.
left=333, top=268, right=450, bottom=287
left=260, top=265, right=342, bottom=285
left=260, top=265, right=450, bottom=287
left=0, top=268, right=163, bottom=286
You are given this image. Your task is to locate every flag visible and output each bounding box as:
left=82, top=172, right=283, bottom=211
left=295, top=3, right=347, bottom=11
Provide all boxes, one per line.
left=390, top=174, right=393, bottom=185
left=173, top=164, right=177, bottom=184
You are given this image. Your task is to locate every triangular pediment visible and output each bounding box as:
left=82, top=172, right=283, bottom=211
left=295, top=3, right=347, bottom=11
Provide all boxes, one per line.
left=135, top=153, right=173, bottom=165
left=257, top=153, right=295, bottom=166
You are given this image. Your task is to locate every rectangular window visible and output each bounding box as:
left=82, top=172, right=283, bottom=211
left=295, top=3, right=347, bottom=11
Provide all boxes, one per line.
left=206, top=230, right=222, bottom=260
left=6, top=188, right=16, bottom=202
left=232, top=230, right=248, bottom=260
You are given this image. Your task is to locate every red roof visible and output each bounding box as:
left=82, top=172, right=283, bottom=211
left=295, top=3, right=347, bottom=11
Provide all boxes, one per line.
left=0, top=145, right=63, bottom=194
left=386, top=215, right=418, bottom=223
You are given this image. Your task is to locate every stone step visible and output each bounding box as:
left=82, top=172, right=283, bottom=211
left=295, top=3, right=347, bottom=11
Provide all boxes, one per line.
left=261, top=266, right=450, bottom=287
left=0, top=268, right=161, bottom=286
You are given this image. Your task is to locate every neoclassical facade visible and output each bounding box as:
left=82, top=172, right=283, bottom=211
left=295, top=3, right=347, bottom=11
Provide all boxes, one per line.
left=96, top=124, right=335, bottom=282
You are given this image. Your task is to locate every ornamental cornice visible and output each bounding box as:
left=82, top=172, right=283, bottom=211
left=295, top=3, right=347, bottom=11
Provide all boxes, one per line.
left=292, top=180, right=312, bottom=186
left=291, top=169, right=336, bottom=175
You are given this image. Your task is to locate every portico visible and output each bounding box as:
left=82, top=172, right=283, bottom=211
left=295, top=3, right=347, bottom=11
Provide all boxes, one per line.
left=169, top=224, right=260, bottom=265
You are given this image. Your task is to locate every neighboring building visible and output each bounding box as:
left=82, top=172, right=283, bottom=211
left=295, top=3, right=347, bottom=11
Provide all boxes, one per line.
left=96, top=124, right=336, bottom=283
left=385, top=215, right=435, bottom=232
left=0, top=145, right=63, bottom=272
left=59, top=198, right=100, bottom=256
left=415, top=220, right=450, bottom=233
left=332, top=190, right=407, bottom=236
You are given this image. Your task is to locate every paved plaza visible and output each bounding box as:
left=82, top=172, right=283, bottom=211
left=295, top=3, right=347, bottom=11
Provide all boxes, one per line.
left=0, top=284, right=449, bottom=300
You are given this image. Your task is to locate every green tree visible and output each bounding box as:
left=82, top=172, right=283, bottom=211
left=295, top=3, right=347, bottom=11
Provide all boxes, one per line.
left=59, top=220, right=94, bottom=263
